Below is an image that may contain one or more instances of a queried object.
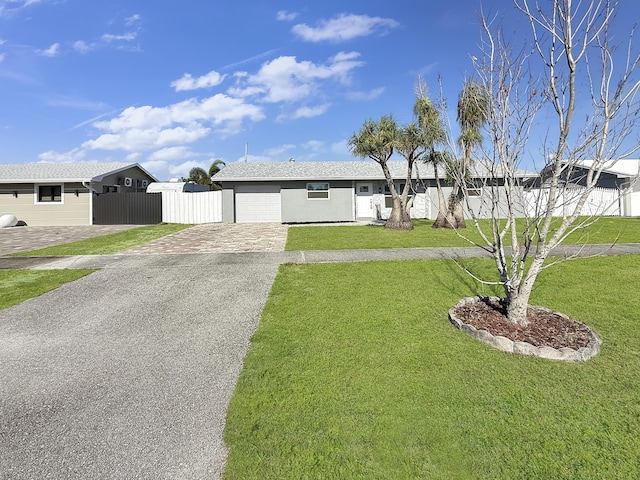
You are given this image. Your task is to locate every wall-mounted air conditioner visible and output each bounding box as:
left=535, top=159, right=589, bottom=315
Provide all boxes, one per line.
left=124, top=177, right=133, bottom=187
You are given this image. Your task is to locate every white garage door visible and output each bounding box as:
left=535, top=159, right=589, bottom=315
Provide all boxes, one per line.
left=235, top=185, right=282, bottom=223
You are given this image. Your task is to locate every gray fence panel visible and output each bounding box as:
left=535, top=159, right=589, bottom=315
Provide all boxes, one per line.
left=93, top=192, right=162, bottom=225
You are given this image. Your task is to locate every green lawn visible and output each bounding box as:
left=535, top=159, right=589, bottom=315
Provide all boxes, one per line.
left=285, top=217, right=640, bottom=250
left=224, top=255, right=640, bottom=479
left=11, top=223, right=191, bottom=256
left=0, top=269, right=96, bottom=310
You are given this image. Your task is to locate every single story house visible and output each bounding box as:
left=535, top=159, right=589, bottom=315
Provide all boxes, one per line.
left=0, top=162, right=157, bottom=226
left=213, top=160, right=537, bottom=224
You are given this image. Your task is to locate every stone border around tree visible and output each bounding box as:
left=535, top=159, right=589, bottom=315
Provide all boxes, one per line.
left=448, top=296, right=602, bottom=362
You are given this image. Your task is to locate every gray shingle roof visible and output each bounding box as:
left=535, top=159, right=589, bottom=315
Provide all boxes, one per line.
left=0, top=162, right=156, bottom=183
left=213, top=160, right=536, bottom=181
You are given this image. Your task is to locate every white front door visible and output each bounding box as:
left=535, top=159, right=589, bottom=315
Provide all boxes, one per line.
left=356, top=183, right=374, bottom=219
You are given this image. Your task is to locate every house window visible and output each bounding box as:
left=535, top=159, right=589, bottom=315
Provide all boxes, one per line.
left=36, top=184, right=63, bottom=204
left=384, top=183, right=413, bottom=208
left=307, top=182, right=329, bottom=199
left=467, top=188, right=482, bottom=197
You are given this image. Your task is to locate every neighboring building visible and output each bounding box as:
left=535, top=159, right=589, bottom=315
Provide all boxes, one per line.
left=213, top=160, right=537, bottom=223
left=575, top=159, right=640, bottom=216
left=0, top=162, right=157, bottom=226
left=529, top=159, right=640, bottom=217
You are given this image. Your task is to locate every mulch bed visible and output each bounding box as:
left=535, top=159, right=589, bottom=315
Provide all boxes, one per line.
left=454, top=297, right=592, bottom=350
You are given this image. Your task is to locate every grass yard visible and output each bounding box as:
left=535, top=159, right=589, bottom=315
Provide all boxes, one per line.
left=224, top=255, right=640, bottom=479
left=0, top=269, right=95, bottom=311
left=285, top=217, right=640, bottom=250
left=11, top=223, right=191, bottom=256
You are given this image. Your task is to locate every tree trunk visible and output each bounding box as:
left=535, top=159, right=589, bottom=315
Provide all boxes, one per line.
left=434, top=190, right=466, bottom=229
left=504, top=254, right=546, bottom=326
left=506, top=292, right=529, bottom=326
left=386, top=197, right=414, bottom=230
left=431, top=168, right=450, bottom=228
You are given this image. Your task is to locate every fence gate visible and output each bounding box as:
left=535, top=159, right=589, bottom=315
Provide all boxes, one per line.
left=93, top=192, right=162, bottom=225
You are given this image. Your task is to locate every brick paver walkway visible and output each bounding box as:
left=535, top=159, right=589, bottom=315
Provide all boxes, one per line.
left=124, top=223, right=289, bottom=254
left=0, top=225, right=138, bottom=256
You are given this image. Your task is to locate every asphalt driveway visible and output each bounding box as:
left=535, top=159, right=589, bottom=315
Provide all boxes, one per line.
left=0, top=228, right=283, bottom=479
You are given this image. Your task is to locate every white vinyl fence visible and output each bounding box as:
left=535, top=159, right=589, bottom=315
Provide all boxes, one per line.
left=524, top=186, right=620, bottom=217
left=161, top=191, right=222, bottom=224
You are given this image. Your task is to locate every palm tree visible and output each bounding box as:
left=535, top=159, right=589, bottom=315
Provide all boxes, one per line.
left=394, top=121, right=428, bottom=215
left=209, top=159, right=226, bottom=191
left=442, top=80, right=489, bottom=228
left=209, top=159, right=226, bottom=177
left=188, top=167, right=210, bottom=187
left=413, top=91, right=450, bottom=228
left=349, top=115, right=414, bottom=230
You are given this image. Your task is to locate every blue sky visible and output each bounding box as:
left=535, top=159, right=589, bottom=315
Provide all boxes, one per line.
left=0, top=0, right=638, bottom=181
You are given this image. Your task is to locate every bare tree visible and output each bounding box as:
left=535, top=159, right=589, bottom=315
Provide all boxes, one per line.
left=465, top=0, right=640, bottom=326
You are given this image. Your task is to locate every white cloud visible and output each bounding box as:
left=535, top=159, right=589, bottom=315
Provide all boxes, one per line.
left=221, top=49, right=279, bottom=71
left=302, top=140, right=326, bottom=152
left=0, top=0, right=43, bottom=16
left=83, top=124, right=211, bottom=152
left=0, top=53, right=4, bottom=62
left=126, top=152, right=142, bottom=161
left=80, top=93, right=264, bottom=154
left=139, top=159, right=166, bottom=175
left=73, top=40, right=92, bottom=53
left=415, top=62, right=438, bottom=77
left=331, top=139, right=350, bottom=156
left=71, top=15, right=141, bottom=54
left=102, top=32, right=137, bottom=43
left=43, top=95, right=107, bottom=110
left=171, top=70, right=226, bottom=91
left=233, top=52, right=364, bottom=103
left=263, top=144, right=295, bottom=157
left=125, top=14, right=141, bottom=26
left=276, top=10, right=298, bottom=21
left=39, top=42, right=60, bottom=57
left=346, top=87, right=385, bottom=101
left=148, top=146, right=197, bottom=162
left=38, top=147, right=85, bottom=163
left=287, top=104, right=331, bottom=120
left=292, top=13, right=400, bottom=43
left=169, top=160, right=202, bottom=175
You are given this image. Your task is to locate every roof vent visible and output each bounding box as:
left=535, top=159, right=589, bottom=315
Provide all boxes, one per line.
left=289, top=157, right=295, bottom=163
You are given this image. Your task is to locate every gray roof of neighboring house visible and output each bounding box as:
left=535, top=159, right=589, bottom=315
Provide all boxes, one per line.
left=213, top=160, right=537, bottom=182
left=0, top=162, right=158, bottom=183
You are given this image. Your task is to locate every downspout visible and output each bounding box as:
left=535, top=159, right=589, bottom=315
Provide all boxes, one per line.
left=83, top=181, right=97, bottom=225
